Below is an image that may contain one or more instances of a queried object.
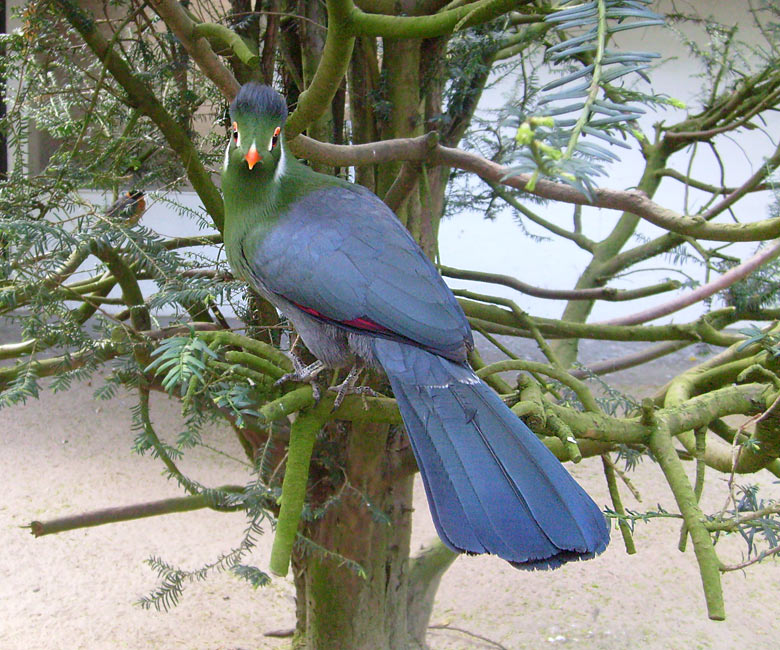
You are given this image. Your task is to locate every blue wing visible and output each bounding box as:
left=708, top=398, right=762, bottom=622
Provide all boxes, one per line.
left=250, top=184, right=472, bottom=360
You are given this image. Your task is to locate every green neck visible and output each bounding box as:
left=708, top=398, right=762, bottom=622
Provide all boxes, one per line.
left=221, top=139, right=337, bottom=278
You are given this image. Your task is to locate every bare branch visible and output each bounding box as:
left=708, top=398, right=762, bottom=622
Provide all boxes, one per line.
left=720, top=544, right=780, bottom=573
left=570, top=341, right=692, bottom=379
left=28, top=486, right=244, bottom=537
left=597, top=239, right=780, bottom=326
left=700, top=140, right=780, bottom=223
left=440, top=265, right=680, bottom=302
left=290, top=134, right=780, bottom=242
left=657, top=168, right=772, bottom=195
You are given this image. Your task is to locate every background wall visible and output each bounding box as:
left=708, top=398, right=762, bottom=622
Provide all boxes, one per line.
left=439, top=1, right=778, bottom=322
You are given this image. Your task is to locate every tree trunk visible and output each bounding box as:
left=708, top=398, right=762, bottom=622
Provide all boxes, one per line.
left=291, top=421, right=420, bottom=649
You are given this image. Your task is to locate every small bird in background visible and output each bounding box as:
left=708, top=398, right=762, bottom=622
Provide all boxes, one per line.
left=220, top=83, right=609, bottom=569
left=106, top=190, right=146, bottom=226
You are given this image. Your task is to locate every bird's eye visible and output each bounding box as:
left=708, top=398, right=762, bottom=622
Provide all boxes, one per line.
left=269, top=126, right=281, bottom=152
left=232, top=121, right=239, bottom=145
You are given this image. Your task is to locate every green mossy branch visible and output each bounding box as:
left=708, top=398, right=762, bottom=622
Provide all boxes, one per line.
left=460, top=296, right=744, bottom=346
left=192, top=23, right=260, bottom=68
left=406, top=539, right=459, bottom=644
left=284, top=0, right=356, bottom=138
left=0, top=342, right=126, bottom=392
left=224, top=350, right=287, bottom=381
left=269, top=402, right=332, bottom=576
left=91, top=243, right=150, bottom=332
left=477, top=359, right=599, bottom=413
left=345, top=0, right=525, bottom=39
left=147, top=0, right=240, bottom=100
left=198, top=331, right=293, bottom=372
left=664, top=344, right=780, bottom=474
left=283, top=0, right=540, bottom=137
left=648, top=423, right=725, bottom=621
left=602, top=455, right=636, bottom=555
left=440, top=264, right=681, bottom=302
left=513, top=374, right=546, bottom=429
left=536, top=382, right=769, bottom=447
left=547, top=413, right=582, bottom=463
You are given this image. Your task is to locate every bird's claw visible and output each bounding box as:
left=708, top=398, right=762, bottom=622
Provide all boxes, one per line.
left=329, top=384, right=381, bottom=411
left=274, top=358, right=326, bottom=402
left=329, top=366, right=379, bottom=411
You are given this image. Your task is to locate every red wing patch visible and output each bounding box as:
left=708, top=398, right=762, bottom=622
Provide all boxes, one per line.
left=291, top=301, right=393, bottom=335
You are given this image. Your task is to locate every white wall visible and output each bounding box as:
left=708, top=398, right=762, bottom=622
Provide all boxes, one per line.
left=439, top=1, right=777, bottom=323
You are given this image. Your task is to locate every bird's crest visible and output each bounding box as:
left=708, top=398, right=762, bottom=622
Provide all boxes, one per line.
left=230, top=83, right=288, bottom=123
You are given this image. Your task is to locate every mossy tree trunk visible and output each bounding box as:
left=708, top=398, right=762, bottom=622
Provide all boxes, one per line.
left=291, top=421, right=417, bottom=649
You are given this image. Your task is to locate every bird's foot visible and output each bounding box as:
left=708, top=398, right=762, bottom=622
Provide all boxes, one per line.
left=275, top=357, right=326, bottom=402
left=329, top=365, right=380, bottom=411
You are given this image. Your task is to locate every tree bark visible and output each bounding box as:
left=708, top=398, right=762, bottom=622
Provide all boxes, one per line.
left=292, top=421, right=418, bottom=649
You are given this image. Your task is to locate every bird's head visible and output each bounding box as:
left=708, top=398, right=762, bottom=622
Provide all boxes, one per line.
left=224, top=83, right=288, bottom=176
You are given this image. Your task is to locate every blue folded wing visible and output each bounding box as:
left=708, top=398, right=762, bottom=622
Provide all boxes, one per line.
left=250, top=184, right=472, bottom=359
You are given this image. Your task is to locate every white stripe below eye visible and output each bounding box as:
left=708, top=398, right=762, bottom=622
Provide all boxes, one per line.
left=273, top=139, right=286, bottom=183
left=223, top=140, right=231, bottom=171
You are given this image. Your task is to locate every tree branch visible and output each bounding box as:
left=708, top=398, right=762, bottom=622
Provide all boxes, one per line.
left=27, top=486, right=244, bottom=537
left=436, top=146, right=780, bottom=243
left=459, top=293, right=743, bottom=346
left=720, top=544, right=780, bottom=573
left=597, top=239, right=780, bottom=326
left=284, top=0, right=355, bottom=138
left=488, top=180, right=595, bottom=251
left=289, top=134, right=780, bottom=243
left=192, top=22, right=260, bottom=69
left=699, top=139, right=780, bottom=224
left=570, top=340, right=692, bottom=379
left=648, top=421, right=725, bottom=621
left=345, top=0, right=524, bottom=39
left=657, top=168, right=771, bottom=195
left=147, top=0, right=241, bottom=99
left=441, top=264, right=680, bottom=302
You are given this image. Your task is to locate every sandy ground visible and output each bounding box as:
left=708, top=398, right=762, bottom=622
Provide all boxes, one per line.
left=2, top=350, right=780, bottom=649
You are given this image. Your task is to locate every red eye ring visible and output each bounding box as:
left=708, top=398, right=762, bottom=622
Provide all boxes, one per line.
left=232, top=121, right=239, bottom=141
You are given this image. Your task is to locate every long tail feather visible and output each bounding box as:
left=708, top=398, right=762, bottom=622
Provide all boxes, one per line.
left=372, top=339, right=609, bottom=569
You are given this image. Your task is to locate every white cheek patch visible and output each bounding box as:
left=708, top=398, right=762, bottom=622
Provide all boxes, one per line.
left=223, top=140, right=231, bottom=171
left=268, top=135, right=275, bottom=152
left=273, top=141, right=287, bottom=183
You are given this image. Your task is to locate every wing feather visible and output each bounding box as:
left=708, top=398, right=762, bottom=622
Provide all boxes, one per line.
left=252, top=185, right=471, bottom=358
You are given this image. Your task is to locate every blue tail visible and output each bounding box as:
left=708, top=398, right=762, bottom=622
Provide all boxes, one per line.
left=372, top=339, right=609, bottom=569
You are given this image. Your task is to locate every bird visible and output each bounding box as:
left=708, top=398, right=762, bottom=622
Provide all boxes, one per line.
left=106, top=190, right=146, bottom=226
left=221, top=82, right=609, bottom=569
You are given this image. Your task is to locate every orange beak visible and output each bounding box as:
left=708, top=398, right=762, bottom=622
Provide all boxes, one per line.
left=245, top=143, right=261, bottom=170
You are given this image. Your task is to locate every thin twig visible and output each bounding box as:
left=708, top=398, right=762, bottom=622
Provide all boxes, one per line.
left=27, top=486, right=244, bottom=537
left=428, top=623, right=509, bottom=650
left=720, top=544, right=780, bottom=572
left=597, top=240, right=780, bottom=326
